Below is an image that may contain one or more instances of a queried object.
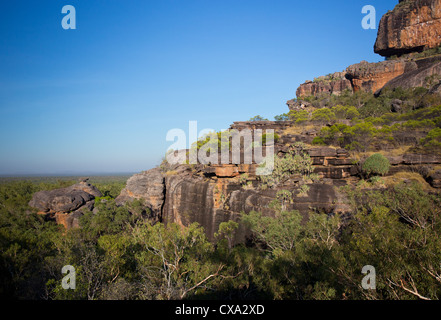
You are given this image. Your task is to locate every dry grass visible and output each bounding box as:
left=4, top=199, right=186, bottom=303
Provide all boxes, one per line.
left=428, top=165, right=441, bottom=176
left=283, top=124, right=318, bottom=135
left=351, top=146, right=412, bottom=160
left=383, top=172, right=433, bottom=191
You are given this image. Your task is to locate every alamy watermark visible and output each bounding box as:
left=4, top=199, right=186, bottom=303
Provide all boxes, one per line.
left=361, top=265, right=376, bottom=290
left=61, top=5, right=76, bottom=30
left=362, top=5, right=376, bottom=30
left=62, top=265, right=76, bottom=290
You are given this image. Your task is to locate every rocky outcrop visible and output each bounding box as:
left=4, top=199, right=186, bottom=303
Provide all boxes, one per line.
left=381, top=56, right=441, bottom=92
left=374, top=0, right=441, bottom=57
left=295, top=72, right=352, bottom=98
left=296, top=58, right=418, bottom=98
left=117, top=126, right=441, bottom=243
left=29, top=178, right=102, bottom=229
left=295, top=0, right=441, bottom=99
left=345, top=59, right=413, bottom=94
left=115, top=167, right=165, bottom=219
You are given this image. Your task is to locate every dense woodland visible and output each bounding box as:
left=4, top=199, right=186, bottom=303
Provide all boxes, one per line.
left=0, top=166, right=440, bottom=300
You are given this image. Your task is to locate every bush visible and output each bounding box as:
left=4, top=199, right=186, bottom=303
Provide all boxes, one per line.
left=420, top=127, right=441, bottom=152
left=274, top=113, right=290, bottom=121
left=362, top=153, right=391, bottom=177
left=311, top=108, right=336, bottom=122
left=331, top=105, right=360, bottom=120
left=287, top=110, right=309, bottom=123
left=262, top=132, right=280, bottom=145
left=312, top=137, right=326, bottom=146
left=249, top=115, right=268, bottom=121
left=259, top=145, right=313, bottom=188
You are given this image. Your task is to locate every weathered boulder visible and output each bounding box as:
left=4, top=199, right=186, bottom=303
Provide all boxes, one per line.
left=391, top=99, right=403, bottom=112
left=115, top=167, right=165, bottom=219
left=374, top=0, right=441, bottom=57
left=29, top=180, right=102, bottom=213
left=286, top=99, right=313, bottom=111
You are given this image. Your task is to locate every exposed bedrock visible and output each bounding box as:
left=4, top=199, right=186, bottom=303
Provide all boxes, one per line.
left=374, top=0, right=441, bottom=58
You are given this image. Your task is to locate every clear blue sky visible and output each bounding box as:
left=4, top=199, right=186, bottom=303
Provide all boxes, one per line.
left=0, top=0, right=397, bottom=175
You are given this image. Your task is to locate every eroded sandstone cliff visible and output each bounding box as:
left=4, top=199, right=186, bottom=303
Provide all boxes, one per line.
left=296, top=0, right=441, bottom=99
left=375, top=0, right=441, bottom=57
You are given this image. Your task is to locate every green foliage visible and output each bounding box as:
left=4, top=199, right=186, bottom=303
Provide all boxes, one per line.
left=298, top=184, right=310, bottom=197
left=331, top=105, right=360, bottom=120
left=242, top=210, right=303, bottom=255
left=215, top=221, right=239, bottom=250
left=420, top=128, right=441, bottom=152
left=311, top=108, right=336, bottom=122
left=259, top=145, right=313, bottom=188
left=2, top=177, right=441, bottom=300
left=131, top=221, right=221, bottom=299
left=287, top=110, right=310, bottom=123
left=274, top=113, right=290, bottom=121
left=362, top=153, right=391, bottom=177
left=93, top=182, right=126, bottom=199
left=249, top=115, right=269, bottom=121
left=262, top=132, right=280, bottom=145
left=312, top=137, right=326, bottom=146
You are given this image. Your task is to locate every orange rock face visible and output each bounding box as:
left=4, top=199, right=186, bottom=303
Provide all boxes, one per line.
left=214, top=165, right=239, bottom=178
left=295, top=78, right=353, bottom=98
left=375, top=0, right=441, bottom=57
left=295, top=59, right=412, bottom=97
left=345, top=59, right=410, bottom=93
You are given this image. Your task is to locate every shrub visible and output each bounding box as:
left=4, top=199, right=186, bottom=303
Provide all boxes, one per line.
left=420, top=127, right=441, bottom=152
left=259, top=146, right=313, bottom=188
left=249, top=115, right=268, bottom=121
left=331, top=105, right=360, bottom=120
left=362, top=153, right=391, bottom=177
left=311, top=108, right=336, bottom=122
left=274, top=113, right=290, bottom=121
left=262, top=132, right=280, bottom=145
left=288, top=110, right=310, bottom=123
left=312, top=137, right=326, bottom=146
left=342, top=122, right=377, bottom=152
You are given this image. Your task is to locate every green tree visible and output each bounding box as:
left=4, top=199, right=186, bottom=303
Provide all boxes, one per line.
left=249, top=115, right=268, bottom=121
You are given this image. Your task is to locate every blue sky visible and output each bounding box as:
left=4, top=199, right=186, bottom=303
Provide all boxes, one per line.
left=0, top=0, right=397, bottom=175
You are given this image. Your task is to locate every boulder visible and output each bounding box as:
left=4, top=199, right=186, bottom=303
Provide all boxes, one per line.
left=29, top=180, right=102, bottom=213
left=391, top=99, right=403, bottom=112
left=115, top=167, right=165, bottom=219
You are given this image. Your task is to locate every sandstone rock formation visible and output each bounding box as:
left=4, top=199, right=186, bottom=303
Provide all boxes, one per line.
left=29, top=178, right=102, bottom=229
left=381, top=56, right=441, bottom=92
left=116, top=119, right=441, bottom=243
left=295, top=72, right=352, bottom=97
left=345, top=59, right=412, bottom=93
left=115, top=167, right=165, bottom=219
left=295, top=0, right=441, bottom=99
left=374, top=0, right=441, bottom=57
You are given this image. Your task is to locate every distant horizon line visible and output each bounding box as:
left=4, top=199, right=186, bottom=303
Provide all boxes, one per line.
left=0, top=171, right=140, bottom=178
